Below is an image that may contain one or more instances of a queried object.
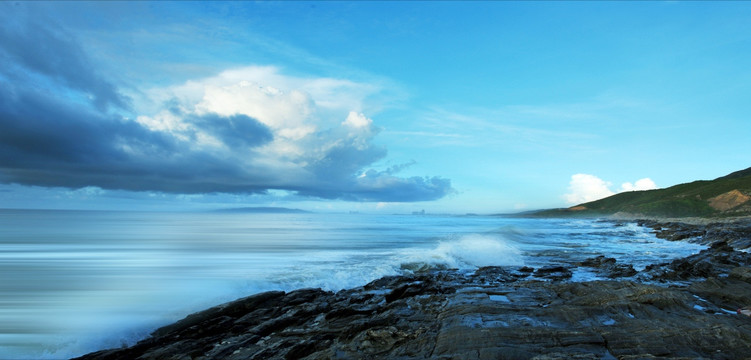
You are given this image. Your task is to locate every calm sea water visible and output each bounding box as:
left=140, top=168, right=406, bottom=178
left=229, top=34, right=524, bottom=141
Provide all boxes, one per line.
left=0, top=210, right=705, bottom=359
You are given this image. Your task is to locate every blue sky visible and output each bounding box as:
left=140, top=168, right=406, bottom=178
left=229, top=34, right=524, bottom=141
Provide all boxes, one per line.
left=1, top=1, right=750, bottom=214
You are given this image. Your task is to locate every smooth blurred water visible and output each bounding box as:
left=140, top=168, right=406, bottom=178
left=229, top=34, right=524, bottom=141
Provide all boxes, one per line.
left=0, top=210, right=705, bottom=359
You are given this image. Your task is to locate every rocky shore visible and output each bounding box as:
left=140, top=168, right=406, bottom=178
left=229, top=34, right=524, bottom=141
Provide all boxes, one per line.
left=76, top=220, right=751, bottom=360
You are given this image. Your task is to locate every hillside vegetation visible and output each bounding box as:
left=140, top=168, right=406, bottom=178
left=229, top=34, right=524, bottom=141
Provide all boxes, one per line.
left=536, top=167, right=751, bottom=218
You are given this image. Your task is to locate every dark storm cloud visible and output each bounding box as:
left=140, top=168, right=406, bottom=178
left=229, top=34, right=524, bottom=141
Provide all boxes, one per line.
left=0, top=78, right=453, bottom=201
left=0, top=6, right=453, bottom=202
left=0, top=9, right=129, bottom=111
left=0, top=87, right=161, bottom=167
left=308, top=138, right=387, bottom=181
left=362, top=175, right=453, bottom=202
left=0, top=84, right=272, bottom=194
left=297, top=170, right=454, bottom=202
left=297, top=136, right=454, bottom=202
left=188, top=114, right=273, bottom=149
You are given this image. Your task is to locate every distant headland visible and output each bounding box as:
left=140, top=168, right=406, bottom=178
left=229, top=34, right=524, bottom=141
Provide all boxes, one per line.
left=214, top=207, right=311, bottom=214
left=532, top=166, right=751, bottom=218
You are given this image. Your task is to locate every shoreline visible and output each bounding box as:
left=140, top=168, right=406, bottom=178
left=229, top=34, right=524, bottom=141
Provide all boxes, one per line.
left=74, top=219, right=751, bottom=360
left=607, top=212, right=751, bottom=226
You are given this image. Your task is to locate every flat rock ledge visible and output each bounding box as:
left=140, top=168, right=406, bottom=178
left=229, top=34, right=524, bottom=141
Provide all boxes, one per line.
left=76, top=222, right=751, bottom=360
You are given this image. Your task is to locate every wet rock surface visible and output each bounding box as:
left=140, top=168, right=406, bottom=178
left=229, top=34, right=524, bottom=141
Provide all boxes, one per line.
left=638, top=218, right=751, bottom=249
left=75, top=220, right=751, bottom=360
left=640, top=240, right=751, bottom=282
left=578, top=256, right=638, bottom=279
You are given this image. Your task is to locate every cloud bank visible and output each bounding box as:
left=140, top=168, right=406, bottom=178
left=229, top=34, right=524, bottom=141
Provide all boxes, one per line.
left=564, top=174, right=657, bottom=205
left=0, top=16, right=452, bottom=202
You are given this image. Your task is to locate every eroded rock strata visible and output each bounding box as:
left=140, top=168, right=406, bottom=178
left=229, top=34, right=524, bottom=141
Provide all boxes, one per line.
left=76, top=221, right=751, bottom=360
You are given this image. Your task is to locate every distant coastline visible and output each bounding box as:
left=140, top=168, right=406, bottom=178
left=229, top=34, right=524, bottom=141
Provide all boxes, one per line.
left=527, top=166, right=751, bottom=219
left=214, top=207, right=311, bottom=214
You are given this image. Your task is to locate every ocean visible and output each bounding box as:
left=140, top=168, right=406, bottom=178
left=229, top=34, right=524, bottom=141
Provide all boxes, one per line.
left=0, top=209, right=705, bottom=359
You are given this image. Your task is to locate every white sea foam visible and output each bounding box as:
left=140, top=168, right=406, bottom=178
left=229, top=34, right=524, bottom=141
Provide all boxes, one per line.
left=398, top=233, right=524, bottom=271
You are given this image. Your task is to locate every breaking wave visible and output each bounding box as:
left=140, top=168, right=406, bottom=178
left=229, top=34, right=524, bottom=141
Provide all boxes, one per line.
left=397, top=233, right=524, bottom=272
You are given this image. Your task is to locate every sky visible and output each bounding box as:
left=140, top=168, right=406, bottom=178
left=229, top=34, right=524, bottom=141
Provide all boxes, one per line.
left=1, top=1, right=750, bottom=214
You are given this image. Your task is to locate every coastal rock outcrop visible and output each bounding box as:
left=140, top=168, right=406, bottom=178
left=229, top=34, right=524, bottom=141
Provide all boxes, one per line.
left=77, top=274, right=751, bottom=359
left=641, top=240, right=751, bottom=282
left=639, top=218, right=751, bottom=249
left=578, top=256, right=637, bottom=279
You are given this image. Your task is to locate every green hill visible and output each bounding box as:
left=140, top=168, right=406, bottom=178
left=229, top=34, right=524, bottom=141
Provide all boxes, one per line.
left=535, top=167, right=751, bottom=218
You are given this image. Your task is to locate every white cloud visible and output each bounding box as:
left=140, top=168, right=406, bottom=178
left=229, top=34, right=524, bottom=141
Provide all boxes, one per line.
left=564, top=174, right=658, bottom=205
left=64, top=186, right=106, bottom=198
left=135, top=66, right=380, bottom=174
left=619, top=178, right=658, bottom=192
left=343, top=111, right=372, bottom=129
left=564, top=174, right=615, bottom=205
